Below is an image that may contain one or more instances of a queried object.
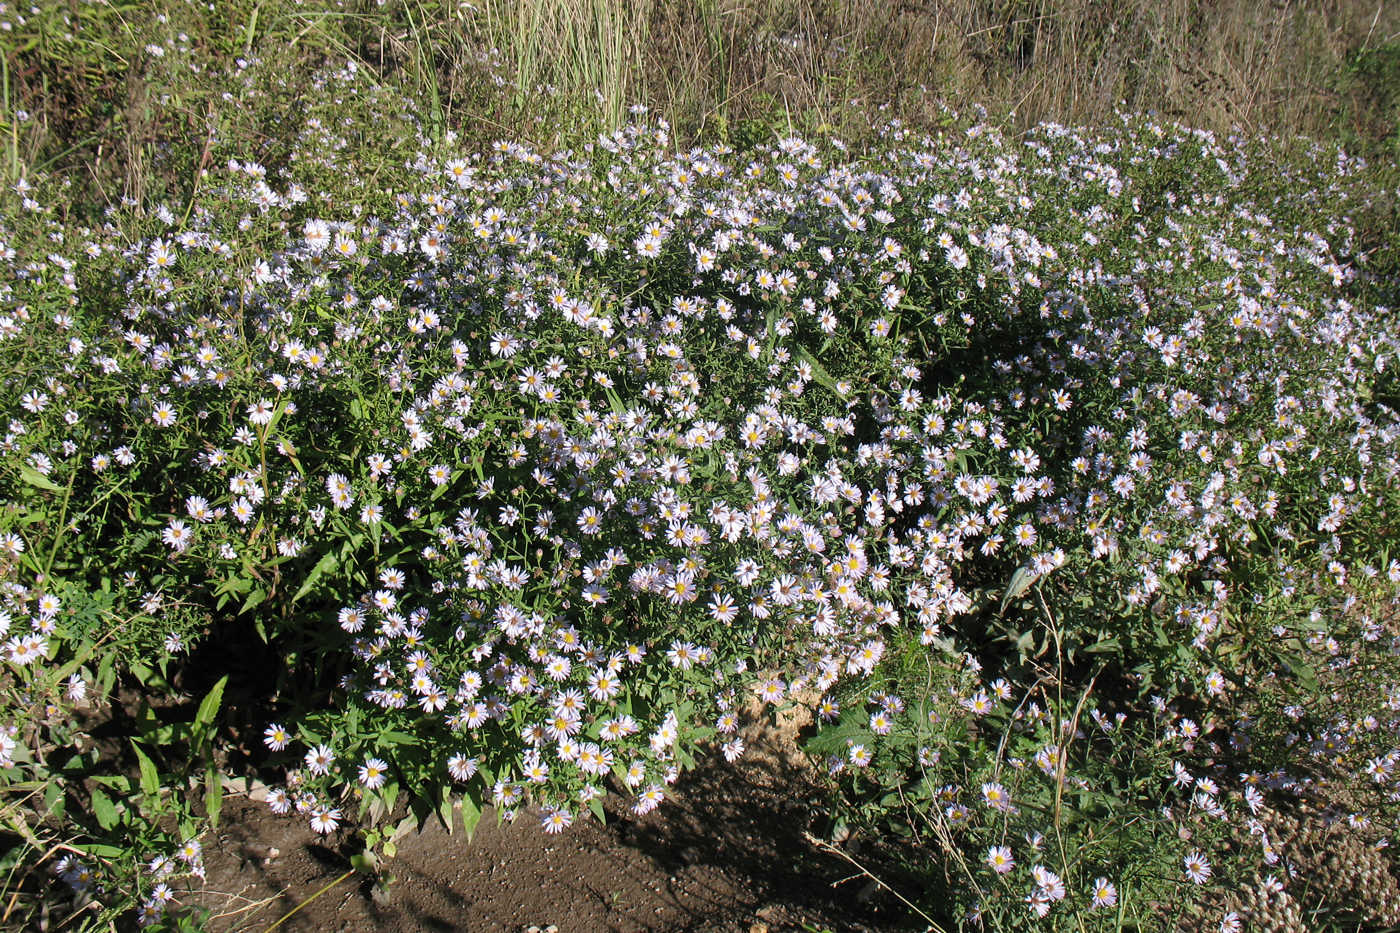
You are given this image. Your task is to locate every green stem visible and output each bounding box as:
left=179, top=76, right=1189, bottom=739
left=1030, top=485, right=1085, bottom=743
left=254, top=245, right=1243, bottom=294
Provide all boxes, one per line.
left=2, top=55, right=17, bottom=182
left=41, top=468, right=78, bottom=582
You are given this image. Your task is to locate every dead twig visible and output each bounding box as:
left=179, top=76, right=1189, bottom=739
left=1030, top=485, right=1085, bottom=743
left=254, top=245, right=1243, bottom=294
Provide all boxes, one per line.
left=803, top=831, right=948, bottom=933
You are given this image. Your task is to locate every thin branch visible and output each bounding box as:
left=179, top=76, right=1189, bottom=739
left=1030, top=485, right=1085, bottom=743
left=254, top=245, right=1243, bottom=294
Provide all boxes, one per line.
left=803, top=831, right=948, bottom=933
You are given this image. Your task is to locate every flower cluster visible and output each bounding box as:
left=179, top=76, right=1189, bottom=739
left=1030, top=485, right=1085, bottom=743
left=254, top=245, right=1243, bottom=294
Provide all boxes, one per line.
left=3, top=48, right=1399, bottom=930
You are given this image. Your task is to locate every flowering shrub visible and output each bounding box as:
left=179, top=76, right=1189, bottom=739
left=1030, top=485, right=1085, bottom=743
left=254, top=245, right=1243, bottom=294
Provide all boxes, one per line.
left=794, top=121, right=1400, bottom=928
left=2, top=51, right=1399, bottom=930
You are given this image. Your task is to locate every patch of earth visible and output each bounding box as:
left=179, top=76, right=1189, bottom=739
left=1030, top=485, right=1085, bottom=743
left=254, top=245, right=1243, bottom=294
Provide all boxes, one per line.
left=191, top=708, right=918, bottom=933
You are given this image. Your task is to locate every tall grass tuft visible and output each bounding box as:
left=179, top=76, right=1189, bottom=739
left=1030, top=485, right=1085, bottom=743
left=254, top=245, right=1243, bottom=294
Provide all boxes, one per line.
left=482, top=0, right=655, bottom=139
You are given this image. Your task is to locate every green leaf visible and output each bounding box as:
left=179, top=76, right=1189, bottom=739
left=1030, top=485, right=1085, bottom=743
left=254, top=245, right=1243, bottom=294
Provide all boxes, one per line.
left=241, top=586, right=268, bottom=615
left=205, top=765, right=223, bottom=829
left=793, top=345, right=839, bottom=395
left=52, top=637, right=101, bottom=688
left=1084, top=637, right=1121, bottom=654
left=459, top=792, right=481, bottom=840
left=293, top=549, right=340, bottom=603
left=763, top=302, right=780, bottom=353
left=438, top=785, right=454, bottom=835
left=999, top=565, right=1036, bottom=615
left=90, top=774, right=133, bottom=791
left=603, top=386, right=625, bottom=416
left=194, top=675, right=228, bottom=734
left=394, top=809, right=422, bottom=840
left=409, top=794, right=433, bottom=832
left=215, top=574, right=254, bottom=597
left=44, top=780, right=65, bottom=819
left=802, top=705, right=871, bottom=758
left=1283, top=652, right=1319, bottom=692
left=90, top=788, right=119, bottom=829
left=132, top=742, right=160, bottom=797
left=19, top=466, right=62, bottom=492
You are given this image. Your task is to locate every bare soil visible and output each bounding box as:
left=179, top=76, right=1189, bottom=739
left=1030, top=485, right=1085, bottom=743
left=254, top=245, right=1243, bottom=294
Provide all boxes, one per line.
left=191, top=711, right=914, bottom=933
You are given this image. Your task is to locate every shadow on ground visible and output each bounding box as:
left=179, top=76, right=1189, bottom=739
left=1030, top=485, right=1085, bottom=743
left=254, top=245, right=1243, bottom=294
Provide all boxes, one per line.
left=195, top=714, right=916, bottom=932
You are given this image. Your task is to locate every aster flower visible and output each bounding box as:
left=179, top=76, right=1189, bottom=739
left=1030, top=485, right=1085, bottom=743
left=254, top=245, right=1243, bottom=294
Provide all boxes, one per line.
left=540, top=807, right=573, bottom=834
left=985, top=846, right=1014, bottom=874
left=304, top=744, right=335, bottom=776
left=1183, top=850, right=1211, bottom=884
left=309, top=806, right=341, bottom=834
left=359, top=758, right=389, bottom=790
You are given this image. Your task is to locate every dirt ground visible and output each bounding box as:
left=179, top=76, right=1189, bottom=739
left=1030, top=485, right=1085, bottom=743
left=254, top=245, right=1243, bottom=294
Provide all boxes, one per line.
left=190, top=710, right=914, bottom=933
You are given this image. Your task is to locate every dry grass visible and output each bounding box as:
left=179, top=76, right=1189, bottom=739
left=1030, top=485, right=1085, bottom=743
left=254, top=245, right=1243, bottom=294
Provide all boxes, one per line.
left=640, top=0, right=1400, bottom=142
left=2, top=0, right=1396, bottom=206
left=480, top=0, right=655, bottom=138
